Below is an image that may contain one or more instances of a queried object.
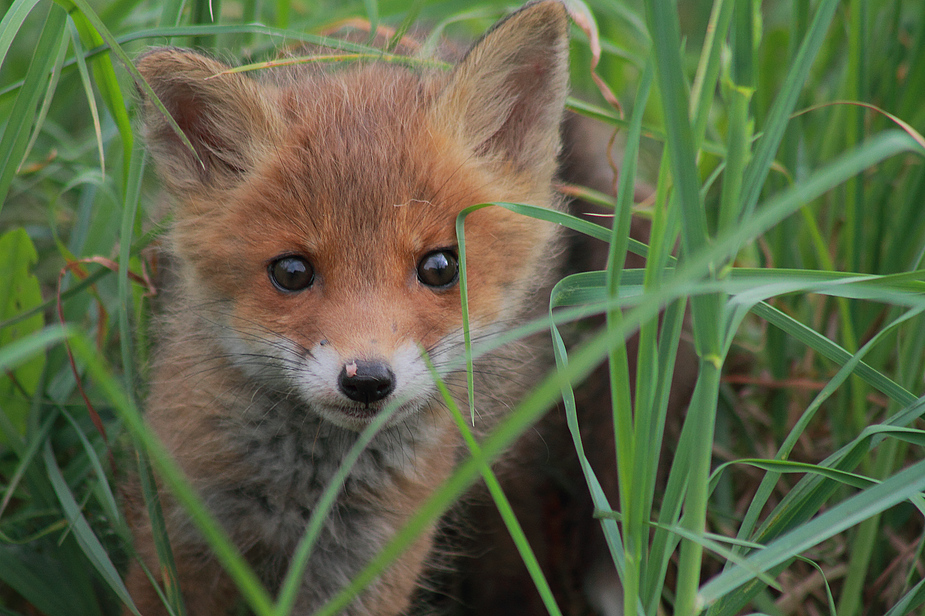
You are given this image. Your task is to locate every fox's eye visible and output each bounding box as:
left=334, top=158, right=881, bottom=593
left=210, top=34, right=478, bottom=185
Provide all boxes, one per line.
left=269, top=256, right=314, bottom=292
left=417, top=250, right=459, bottom=289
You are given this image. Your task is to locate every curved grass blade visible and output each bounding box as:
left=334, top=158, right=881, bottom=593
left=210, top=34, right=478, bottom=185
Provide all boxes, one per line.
left=738, top=0, right=839, bottom=222
left=18, top=25, right=69, bottom=175
left=884, top=575, right=925, bottom=616
left=699, top=457, right=925, bottom=608
left=56, top=0, right=133, bottom=176
left=0, top=3, right=68, bottom=211
left=66, top=18, right=105, bottom=175
left=43, top=441, right=136, bottom=615
left=0, top=0, right=44, bottom=73
left=429, top=358, right=562, bottom=616
left=67, top=335, right=275, bottom=616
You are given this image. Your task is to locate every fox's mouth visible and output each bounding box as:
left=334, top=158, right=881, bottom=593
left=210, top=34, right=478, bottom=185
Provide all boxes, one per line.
left=337, top=404, right=380, bottom=421
left=317, top=397, right=429, bottom=431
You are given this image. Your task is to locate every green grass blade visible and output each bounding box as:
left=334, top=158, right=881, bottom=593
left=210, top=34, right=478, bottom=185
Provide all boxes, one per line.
left=643, top=3, right=723, bottom=611
left=883, top=575, right=925, bottom=616
left=66, top=19, right=105, bottom=175
left=0, top=0, right=43, bottom=72
left=158, top=0, right=185, bottom=26
left=738, top=0, right=839, bottom=221
left=0, top=3, right=68, bottom=211
left=136, top=446, right=187, bottom=616
left=689, top=0, right=735, bottom=145
left=752, top=301, right=915, bottom=407
left=0, top=325, right=73, bottom=374
left=699, top=457, right=925, bottom=608
left=549, top=276, right=628, bottom=587
left=643, top=0, right=708, bottom=259
left=42, top=441, right=132, bottom=615
left=54, top=0, right=133, bottom=176
left=60, top=408, right=122, bottom=529
left=432, top=360, right=562, bottom=616
left=18, top=26, right=68, bottom=173
left=67, top=335, right=275, bottom=616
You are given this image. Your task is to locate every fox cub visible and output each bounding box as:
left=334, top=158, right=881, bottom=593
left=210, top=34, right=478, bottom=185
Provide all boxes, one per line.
left=127, top=1, right=623, bottom=614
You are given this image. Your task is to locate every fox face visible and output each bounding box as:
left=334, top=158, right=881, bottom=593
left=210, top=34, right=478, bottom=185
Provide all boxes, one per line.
left=138, top=2, right=570, bottom=432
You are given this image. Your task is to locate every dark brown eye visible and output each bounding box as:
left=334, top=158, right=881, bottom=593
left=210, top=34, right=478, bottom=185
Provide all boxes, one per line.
left=269, top=256, right=314, bottom=292
left=417, top=250, right=459, bottom=289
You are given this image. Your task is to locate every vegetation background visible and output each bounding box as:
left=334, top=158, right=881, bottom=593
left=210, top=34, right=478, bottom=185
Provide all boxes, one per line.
left=1, top=0, right=925, bottom=614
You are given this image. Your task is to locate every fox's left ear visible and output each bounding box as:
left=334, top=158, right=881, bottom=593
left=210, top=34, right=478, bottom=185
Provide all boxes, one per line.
left=434, top=0, right=569, bottom=176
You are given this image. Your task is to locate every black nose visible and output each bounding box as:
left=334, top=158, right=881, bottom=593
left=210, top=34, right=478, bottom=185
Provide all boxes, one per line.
left=338, top=360, right=395, bottom=404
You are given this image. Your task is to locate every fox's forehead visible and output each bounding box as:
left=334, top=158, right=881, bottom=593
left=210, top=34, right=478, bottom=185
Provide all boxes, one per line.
left=278, top=65, right=441, bottom=151
left=280, top=80, right=446, bottom=212
left=236, top=68, right=487, bottom=245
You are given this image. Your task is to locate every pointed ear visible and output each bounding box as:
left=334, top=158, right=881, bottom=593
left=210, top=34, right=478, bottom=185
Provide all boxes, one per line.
left=135, top=48, right=283, bottom=195
left=434, top=0, right=569, bottom=175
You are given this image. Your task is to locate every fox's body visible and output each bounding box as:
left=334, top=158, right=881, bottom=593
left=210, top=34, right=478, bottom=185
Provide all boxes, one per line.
left=126, top=2, right=635, bottom=614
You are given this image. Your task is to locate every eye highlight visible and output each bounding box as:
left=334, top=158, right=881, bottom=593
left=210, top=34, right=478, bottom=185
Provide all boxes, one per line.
left=268, top=255, right=314, bottom=292
left=417, top=249, right=459, bottom=289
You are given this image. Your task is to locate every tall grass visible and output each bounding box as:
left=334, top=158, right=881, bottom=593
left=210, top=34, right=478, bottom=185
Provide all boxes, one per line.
left=1, top=0, right=925, bottom=615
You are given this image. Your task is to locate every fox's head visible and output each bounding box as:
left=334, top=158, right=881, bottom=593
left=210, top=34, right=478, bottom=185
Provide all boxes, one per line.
left=137, top=0, right=570, bottom=430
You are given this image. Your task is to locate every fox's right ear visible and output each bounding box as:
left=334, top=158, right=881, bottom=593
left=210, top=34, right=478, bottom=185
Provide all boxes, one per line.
left=433, top=0, right=569, bottom=181
left=135, top=48, right=282, bottom=195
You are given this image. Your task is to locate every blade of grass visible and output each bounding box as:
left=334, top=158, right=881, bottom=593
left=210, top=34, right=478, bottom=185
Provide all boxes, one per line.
left=136, top=447, right=186, bottom=616
left=752, top=301, right=915, bottom=407
left=18, top=24, right=69, bottom=174
left=67, top=334, right=276, bottom=616
left=60, top=408, right=122, bottom=529
left=65, top=19, right=105, bottom=175
left=0, top=325, right=73, bottom=374
left=548, top=279, right=628, bottom=584
left=55, top=0, right=133, bottom=178
left=699, top=457, right=925, bottom=608
left=0, top=2, right=68, bottom=211
left=606, top=55, right=653, bottom=616
left=738, top=0, right=839, bottom=222
left=689, top=0, right=735, bottom=144
left=0, top=0, right=44, bottom=72
left=643, top=2, right=722, bottom=613
left=884, top=575, right=925, bottom=616
left=43, top=441, right=135, bottom=615
left=429, top=358, right=562, bottom=616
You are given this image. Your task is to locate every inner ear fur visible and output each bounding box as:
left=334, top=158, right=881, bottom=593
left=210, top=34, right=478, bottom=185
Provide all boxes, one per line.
left=136, top=48, right=283, bottom=195
left=434, top=0, right=570, bottom=178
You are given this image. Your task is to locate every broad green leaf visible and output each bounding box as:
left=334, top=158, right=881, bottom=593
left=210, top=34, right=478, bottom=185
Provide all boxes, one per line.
left=0, top=228, right=45, bottom=443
